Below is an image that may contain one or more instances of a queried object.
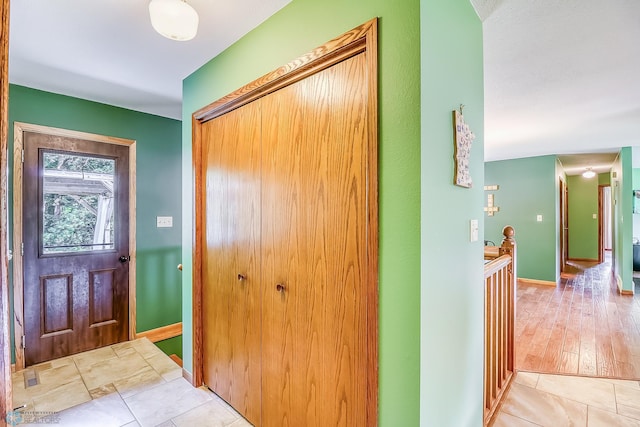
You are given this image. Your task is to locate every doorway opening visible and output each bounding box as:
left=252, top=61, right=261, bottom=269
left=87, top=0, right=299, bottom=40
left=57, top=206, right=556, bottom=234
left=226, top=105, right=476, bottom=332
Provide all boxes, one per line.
left=12, top=123, right=137, bottom=370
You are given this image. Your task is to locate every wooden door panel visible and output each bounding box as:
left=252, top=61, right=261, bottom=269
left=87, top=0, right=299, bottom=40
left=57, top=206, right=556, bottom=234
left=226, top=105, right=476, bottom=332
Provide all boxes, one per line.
left=202, top=109, right=233, bottom=397
left=261, top=82, right=305, bottom=427
left=308, top=55, right=367, bottom=426
left=23, top=132, right=129, bottom=366
left=202, top=101, right=262, bottom=426
left=40, top=274, right=73, bottom=335
left=261, top=53, right=368, bottom=427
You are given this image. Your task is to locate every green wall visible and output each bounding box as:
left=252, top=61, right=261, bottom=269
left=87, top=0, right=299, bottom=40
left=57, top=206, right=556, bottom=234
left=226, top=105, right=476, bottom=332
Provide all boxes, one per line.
left=485, top=156, right=558, bottom=282
left=182, top=0, right=421, bottom=424
left=611, top=148, right=633, bottom=291
left=8, top=84, right=183, bottom=358
left=420, top=1, right=484, bottom=425
left=567, top=174, right=599, bottom=260
left=600, top=172, right=611, bottom=186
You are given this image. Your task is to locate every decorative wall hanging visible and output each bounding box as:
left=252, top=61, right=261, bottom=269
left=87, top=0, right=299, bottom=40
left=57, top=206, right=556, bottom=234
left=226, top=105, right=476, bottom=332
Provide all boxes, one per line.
left=452, top=105, right=475, bottom=188
left=484, top=184, right=500, bottom=216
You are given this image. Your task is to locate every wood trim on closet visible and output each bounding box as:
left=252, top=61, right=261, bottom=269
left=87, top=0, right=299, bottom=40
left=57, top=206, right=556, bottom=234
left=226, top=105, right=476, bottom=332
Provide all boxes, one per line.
left=192, top=18, right=378, bottom=426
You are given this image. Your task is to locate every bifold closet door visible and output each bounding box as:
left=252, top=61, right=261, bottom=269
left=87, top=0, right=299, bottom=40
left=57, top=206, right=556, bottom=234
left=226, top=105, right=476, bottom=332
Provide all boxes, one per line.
left=261, top=53, right=368, bottom=427
left=202, top=101, right=262, bottom=426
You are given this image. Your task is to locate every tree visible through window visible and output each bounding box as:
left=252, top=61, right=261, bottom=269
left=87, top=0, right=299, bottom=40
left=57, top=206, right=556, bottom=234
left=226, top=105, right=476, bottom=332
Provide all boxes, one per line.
left=42, top=152, right=115, bottom=254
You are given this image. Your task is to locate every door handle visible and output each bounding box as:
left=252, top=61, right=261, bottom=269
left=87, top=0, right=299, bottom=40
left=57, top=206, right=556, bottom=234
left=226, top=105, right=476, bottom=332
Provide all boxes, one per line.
left=119, top=255, right=130, bottom=263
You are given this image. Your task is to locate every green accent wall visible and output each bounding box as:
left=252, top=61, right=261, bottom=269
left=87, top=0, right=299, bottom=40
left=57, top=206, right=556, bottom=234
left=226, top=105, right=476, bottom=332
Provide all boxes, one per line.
left=612, top=148, right=633, bottom=291
left=8, top=84, right=183, bottom=359
left=599, top=172, right=611, bottom=186
left=420, top=1, right=484, bottom=425
left=182, top=0, right=421, bottom=424
left=485, top=156, right=558, bottom=282
left=155, top=336, right=182, bottom=358
left=567, top=175, right=599, bottom=260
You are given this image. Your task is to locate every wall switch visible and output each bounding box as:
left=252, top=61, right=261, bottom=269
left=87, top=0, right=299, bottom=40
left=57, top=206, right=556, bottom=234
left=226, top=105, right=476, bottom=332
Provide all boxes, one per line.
left=470, top=219, right=479, bottom=242
left=536, top=214, right=543, bottom=222
left=592, top=213, right=597, bottom=219
left=157, top=216, right=173, bottom=228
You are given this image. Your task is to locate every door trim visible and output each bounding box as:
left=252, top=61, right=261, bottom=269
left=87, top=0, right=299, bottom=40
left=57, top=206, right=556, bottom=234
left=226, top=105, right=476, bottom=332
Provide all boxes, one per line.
left=598, top=184, right=611, bottom=263
left=12, top=122, right=137, bottom=370
left=1, top=0, right=11, bottom=419
left=192, top=18, right=378, bottom=425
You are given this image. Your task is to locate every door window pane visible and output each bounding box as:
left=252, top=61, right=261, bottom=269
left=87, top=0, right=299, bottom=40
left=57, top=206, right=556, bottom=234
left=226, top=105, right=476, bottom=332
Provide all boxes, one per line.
left=42, top=151, right=116, bottom=254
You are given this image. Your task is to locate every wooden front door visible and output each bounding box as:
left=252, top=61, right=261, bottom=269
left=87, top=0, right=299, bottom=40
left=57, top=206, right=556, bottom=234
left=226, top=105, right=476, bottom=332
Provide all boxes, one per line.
left=22, top=131, right=130, bottom=366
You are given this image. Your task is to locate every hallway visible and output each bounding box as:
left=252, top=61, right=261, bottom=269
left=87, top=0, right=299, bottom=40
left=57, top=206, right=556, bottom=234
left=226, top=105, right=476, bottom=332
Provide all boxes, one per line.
left=492, top=256, right=640, bottom=425
left=515, top=257, right=640, bottom=378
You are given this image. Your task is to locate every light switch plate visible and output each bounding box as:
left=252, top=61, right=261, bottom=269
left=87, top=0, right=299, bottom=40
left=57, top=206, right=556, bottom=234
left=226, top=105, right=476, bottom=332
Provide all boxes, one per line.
left=470, top=219, right=479, bottom=242
left=536, top=214, right=543, bottom=222
left=157, top=216, right=173, bottom=228
left=593, top=213, right=597, bottom=219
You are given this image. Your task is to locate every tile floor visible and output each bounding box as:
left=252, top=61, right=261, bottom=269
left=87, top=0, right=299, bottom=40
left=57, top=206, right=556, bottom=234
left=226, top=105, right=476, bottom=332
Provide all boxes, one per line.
left=493, top=371, right=640, bottom=426
left=10, top=338, right=251, bottom=427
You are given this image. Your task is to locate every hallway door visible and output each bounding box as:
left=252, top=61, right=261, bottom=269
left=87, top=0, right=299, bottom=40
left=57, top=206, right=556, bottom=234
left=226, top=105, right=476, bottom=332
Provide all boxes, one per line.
left=598, top=185, right=612, bottom=262
left=22, top=130, right=130, bottom=366
left=560, top=178, right=568, bottom=272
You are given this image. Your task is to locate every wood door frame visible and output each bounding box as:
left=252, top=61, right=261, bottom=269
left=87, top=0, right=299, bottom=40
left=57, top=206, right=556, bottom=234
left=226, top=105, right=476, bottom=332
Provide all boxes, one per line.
left=1, top=0, right=11, bottom=421
left=559, top=178, right=568, bottom=273
left=12, top=122, right=137, bottom=370
left=598, top=184, right=611, bottom=263
left=192, top=18, right=378, bottom=425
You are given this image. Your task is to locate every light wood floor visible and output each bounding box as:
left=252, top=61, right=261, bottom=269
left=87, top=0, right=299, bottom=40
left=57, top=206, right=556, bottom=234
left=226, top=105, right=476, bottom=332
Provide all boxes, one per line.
left=515, top=256, right=640, bottom=379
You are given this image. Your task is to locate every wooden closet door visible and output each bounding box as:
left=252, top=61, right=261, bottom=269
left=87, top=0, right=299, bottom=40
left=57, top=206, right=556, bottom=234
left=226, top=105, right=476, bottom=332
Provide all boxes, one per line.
left=261, top=53, right=368, bottom=427
left=201, top=101, right=262, bottom=426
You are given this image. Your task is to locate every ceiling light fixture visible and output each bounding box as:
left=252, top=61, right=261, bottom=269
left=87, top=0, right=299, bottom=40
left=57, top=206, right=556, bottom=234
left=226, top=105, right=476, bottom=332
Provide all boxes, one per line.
left=149, top=0, right=199, bottom=41
left=582, top=168, right=596, bottom=179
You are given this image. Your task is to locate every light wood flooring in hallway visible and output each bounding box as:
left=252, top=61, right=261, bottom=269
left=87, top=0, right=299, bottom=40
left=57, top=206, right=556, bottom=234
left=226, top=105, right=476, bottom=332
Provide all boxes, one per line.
left=516, top=256, right=640, bottom=379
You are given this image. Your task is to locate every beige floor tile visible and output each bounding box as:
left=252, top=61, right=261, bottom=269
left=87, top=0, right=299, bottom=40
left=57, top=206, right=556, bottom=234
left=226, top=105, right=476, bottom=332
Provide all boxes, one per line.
left=38, top=363, right=82, bottom=387
left=111, top=341, right=135, bottom=352
left=593, top=378, right=640, bottom=390
left=618, top=404, right=640, bottom=421
left=113, top=366, right=166, bottom=399
left=227, top=419, right=253, bottom=427
left=515, top=371, right=540, bottom=388
left=72, top=346, right=118, bottom=370
left=89, top=383, right=117, bottom=399
left=130, top=338, right=165, bottom=360
left=77, top=350, right=150, bottom=390
left=171, top=399, right=240, bottom=427
left=146, top=352, right=182, bottom=381
left=38, top=392, right=135, bottom=427
left=587, top=406, right=640, bottom=426
left=492, top=412, right=541, bottom=427
left=34, top=355, right=75, bottom=370
left=32, top=380, right=91, bottom=414
left=125, top=378, right=212, bottom=427
left=616, top=384, right=640, bottom=412
left=500, top=382, right=587, bottom=426
left=535, top=374, right=616, bottom=412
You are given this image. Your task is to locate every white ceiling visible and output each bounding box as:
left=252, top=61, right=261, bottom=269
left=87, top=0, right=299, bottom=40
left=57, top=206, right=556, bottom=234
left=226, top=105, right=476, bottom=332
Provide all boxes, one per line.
left=8, top=0, right=291, bottom=120
left=8, top=0, right=640, bottom=169
left=481, top=0, right=640, bottom=162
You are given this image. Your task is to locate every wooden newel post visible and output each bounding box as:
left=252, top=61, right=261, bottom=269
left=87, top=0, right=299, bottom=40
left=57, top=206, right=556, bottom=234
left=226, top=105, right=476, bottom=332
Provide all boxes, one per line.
left=499, top=225, right=516, bottom=284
